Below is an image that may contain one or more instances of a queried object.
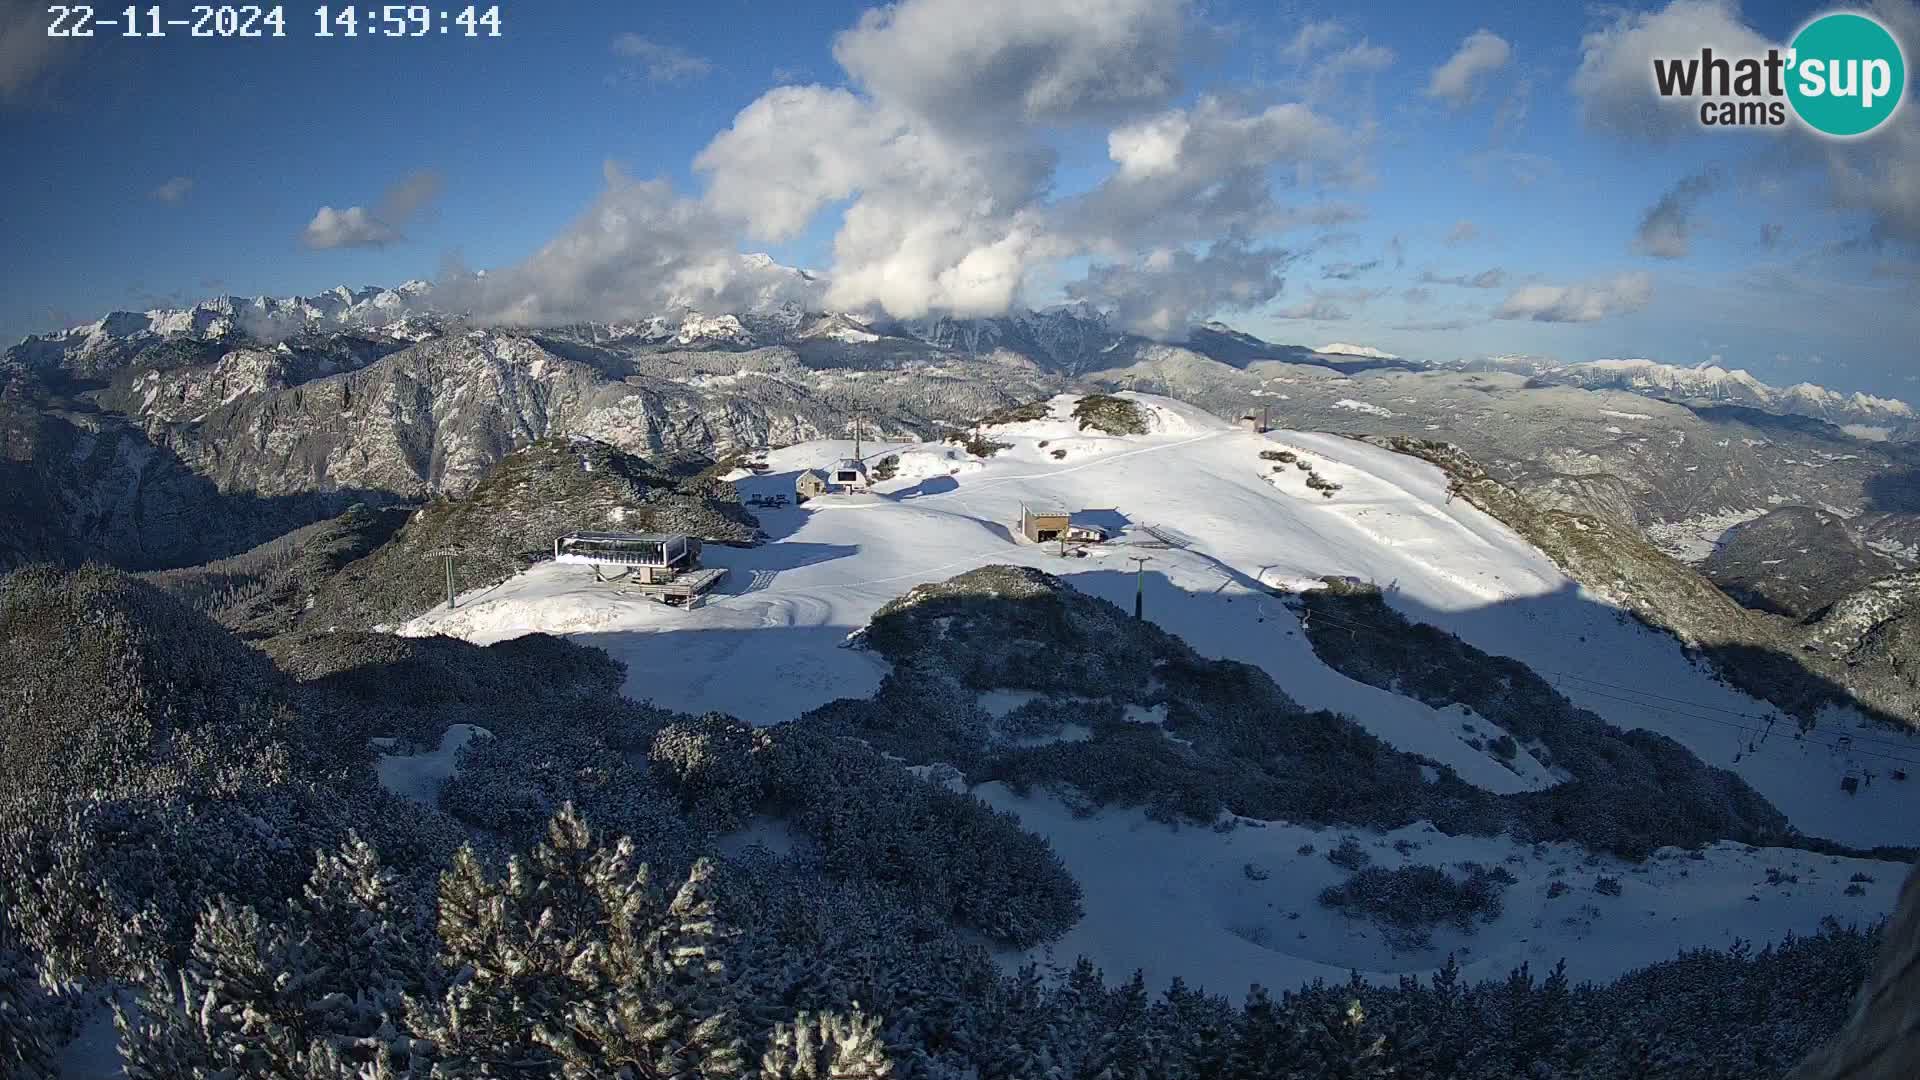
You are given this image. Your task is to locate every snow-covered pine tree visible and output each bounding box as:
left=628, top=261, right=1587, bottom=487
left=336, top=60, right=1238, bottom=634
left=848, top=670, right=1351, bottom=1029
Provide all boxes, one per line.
left=1225, top=987, right=1296, bottom=1080
left=1082, top=971, right=1156, bottom=1080
left=118, top=898, right=349, bottom=1078
left=1370, top=953, right=1473, bottom=1079
left=414, top=803, right=751, bottom=1078
left=0, top=934, right=65, bottom=1080
left=1153, top=976, right=1236, bottom=1080
left=119, top=833, right=427, bottom=1078
left=536, top=853, right=749, bottom=1079
left=760, top=1008, right=894, bottom=1079
left=649, top=712, right=767, bottom=832
left=965, top=963, right=1066, bottom=1080
left=1296, top=980, right=1391, bottom=1080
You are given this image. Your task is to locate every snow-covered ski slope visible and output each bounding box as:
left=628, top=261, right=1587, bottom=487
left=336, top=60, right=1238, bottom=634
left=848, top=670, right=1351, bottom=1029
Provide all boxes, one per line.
left=403, top=393, right=1917, bottom=990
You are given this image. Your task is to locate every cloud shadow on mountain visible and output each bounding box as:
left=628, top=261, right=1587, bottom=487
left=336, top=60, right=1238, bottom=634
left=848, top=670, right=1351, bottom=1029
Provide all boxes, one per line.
left=1864, top=467, right=1920, bottom=514
left=0, top=396, right=408, bottom=572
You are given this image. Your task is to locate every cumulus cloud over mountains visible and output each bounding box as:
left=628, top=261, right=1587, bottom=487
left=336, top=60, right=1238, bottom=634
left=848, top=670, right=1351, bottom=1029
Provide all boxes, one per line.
left=303, top=170, right=445, bottom=250
left=432, top=165, right=825, bottom=326
left=831, top=0, right=1187, bottom=133
left=1496, top=272, right=1655, bottom=322
left=411, top=0, right=1918, bottom=340
left=442, top=0, right=1368, bottom=338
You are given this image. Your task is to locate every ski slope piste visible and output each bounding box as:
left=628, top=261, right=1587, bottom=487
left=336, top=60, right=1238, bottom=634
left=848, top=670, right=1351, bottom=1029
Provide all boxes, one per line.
left=398, top=393, right=1917, bottom=998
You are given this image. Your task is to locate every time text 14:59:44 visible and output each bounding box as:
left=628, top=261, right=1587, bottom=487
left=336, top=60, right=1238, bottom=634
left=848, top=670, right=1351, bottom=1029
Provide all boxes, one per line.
left=47, top=5, right=503, bottom=37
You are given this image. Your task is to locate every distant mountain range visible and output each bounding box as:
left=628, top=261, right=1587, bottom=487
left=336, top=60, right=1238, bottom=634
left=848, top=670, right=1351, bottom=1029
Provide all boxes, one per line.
left=10, top=283, right=1911, bottom=433
left=1461, top=355, right=1915, bottom=435
left=5, top=280, right=1918, bottom=581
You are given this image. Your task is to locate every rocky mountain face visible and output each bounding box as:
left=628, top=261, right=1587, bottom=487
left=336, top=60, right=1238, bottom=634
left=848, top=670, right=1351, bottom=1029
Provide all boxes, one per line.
left=0, top=376, right=387, bottom=571
left=0, top=321, right=1056, bottom=569
left=1706, top=508, right=1902, bottom=619
left=1798, top=572, right=1920, bottom=725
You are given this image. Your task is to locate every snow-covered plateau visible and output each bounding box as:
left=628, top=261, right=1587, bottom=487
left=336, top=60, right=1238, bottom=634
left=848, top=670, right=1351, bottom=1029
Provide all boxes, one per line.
left=397, top=393, right=1917, bottom=996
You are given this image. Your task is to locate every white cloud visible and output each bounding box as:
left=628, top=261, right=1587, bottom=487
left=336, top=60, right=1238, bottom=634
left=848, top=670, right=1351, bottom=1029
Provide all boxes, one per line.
left=302, top=169, right=444, bottom=249
left=696, top=83, right=1057, bottom=318
left=1279, top=19, right=1394, bottom=101
left=1444, top=220, right=1480, bottom=245
left=688, top=0, right=1365, bottom=324
left=150, top=176, right=194, bottom=204
left=1571, top=0, right=1772, bottom=138
left=1573, top=0, right=1920, bottom=250
left=434, top=163, right=823, bottom=326
left=1067, top=241, right=1296, bottom=338
left=831, top=0, right=1186, bottom=133
left=1277, top=297, right=1352, bottom=321
left=1821, top=110, right=1920, bottom=247
left=697, top=87, right=917, bottom=242
left=0, top=0, right=64, bottom=101
left=1280, top=20, right=1346, bottom=64
left=1427, top=29, right=1511, bottom=105
left=426, top=0, right=1371, bottom=329
left=1421, top=268, right=1506, bottom=288
left=302, top=207, right=398, bottom=250
left=611, top=34, right=713, bottom=83
left=1633, top=168, right=1720, bottom=258
left=1063, top=96, right=1365, bottom=254
left=1495, top=272, right=1654, bottom=322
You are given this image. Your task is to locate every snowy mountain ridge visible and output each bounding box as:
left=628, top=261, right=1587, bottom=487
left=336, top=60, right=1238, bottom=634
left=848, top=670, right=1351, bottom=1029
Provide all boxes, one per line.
left=15, top=278, right=1910, bottom=434
left=1315, top=342, right=1402, bottom=360
left=1468, top=354, right=1914, bottom=428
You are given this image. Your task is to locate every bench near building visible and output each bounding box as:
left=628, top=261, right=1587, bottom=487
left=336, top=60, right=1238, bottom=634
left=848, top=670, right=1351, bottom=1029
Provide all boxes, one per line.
left=552, top=531, right=726, bottom=607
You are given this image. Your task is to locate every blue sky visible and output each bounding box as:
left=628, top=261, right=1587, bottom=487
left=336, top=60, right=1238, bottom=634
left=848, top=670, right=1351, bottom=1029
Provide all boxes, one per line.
left=3, top=0, right=1917, bottom=398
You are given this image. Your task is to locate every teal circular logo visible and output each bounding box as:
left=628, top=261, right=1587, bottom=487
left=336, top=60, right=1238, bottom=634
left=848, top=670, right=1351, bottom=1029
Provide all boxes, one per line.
left=1787, top=12, right=1906, bottom=137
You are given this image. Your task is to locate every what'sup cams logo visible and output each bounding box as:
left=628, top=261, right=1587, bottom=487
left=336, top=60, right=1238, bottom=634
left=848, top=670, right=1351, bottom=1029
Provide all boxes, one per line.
left=1653, top=11, right=1907, bottom=137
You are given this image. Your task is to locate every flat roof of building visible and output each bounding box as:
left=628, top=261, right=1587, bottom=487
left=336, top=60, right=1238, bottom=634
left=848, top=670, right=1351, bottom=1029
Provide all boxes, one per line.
left=559, top=531, right=688, bottom=543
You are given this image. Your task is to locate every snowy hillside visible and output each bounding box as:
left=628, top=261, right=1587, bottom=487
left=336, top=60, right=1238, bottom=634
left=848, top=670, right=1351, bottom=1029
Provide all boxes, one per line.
left=401, top=392, right=1918, bottom=994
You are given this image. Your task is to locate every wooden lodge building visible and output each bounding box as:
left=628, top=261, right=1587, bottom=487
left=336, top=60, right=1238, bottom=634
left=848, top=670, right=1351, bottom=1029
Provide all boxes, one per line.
left=1020, top=503, right=1111, bottom=546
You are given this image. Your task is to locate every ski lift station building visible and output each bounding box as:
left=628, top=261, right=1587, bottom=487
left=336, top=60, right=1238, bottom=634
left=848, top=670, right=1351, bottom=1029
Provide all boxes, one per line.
left=796, top=459, right=870, bottom=501
left=552, top=531, right=726, bottom=606
left=830, top=458, right=870, bottom=491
